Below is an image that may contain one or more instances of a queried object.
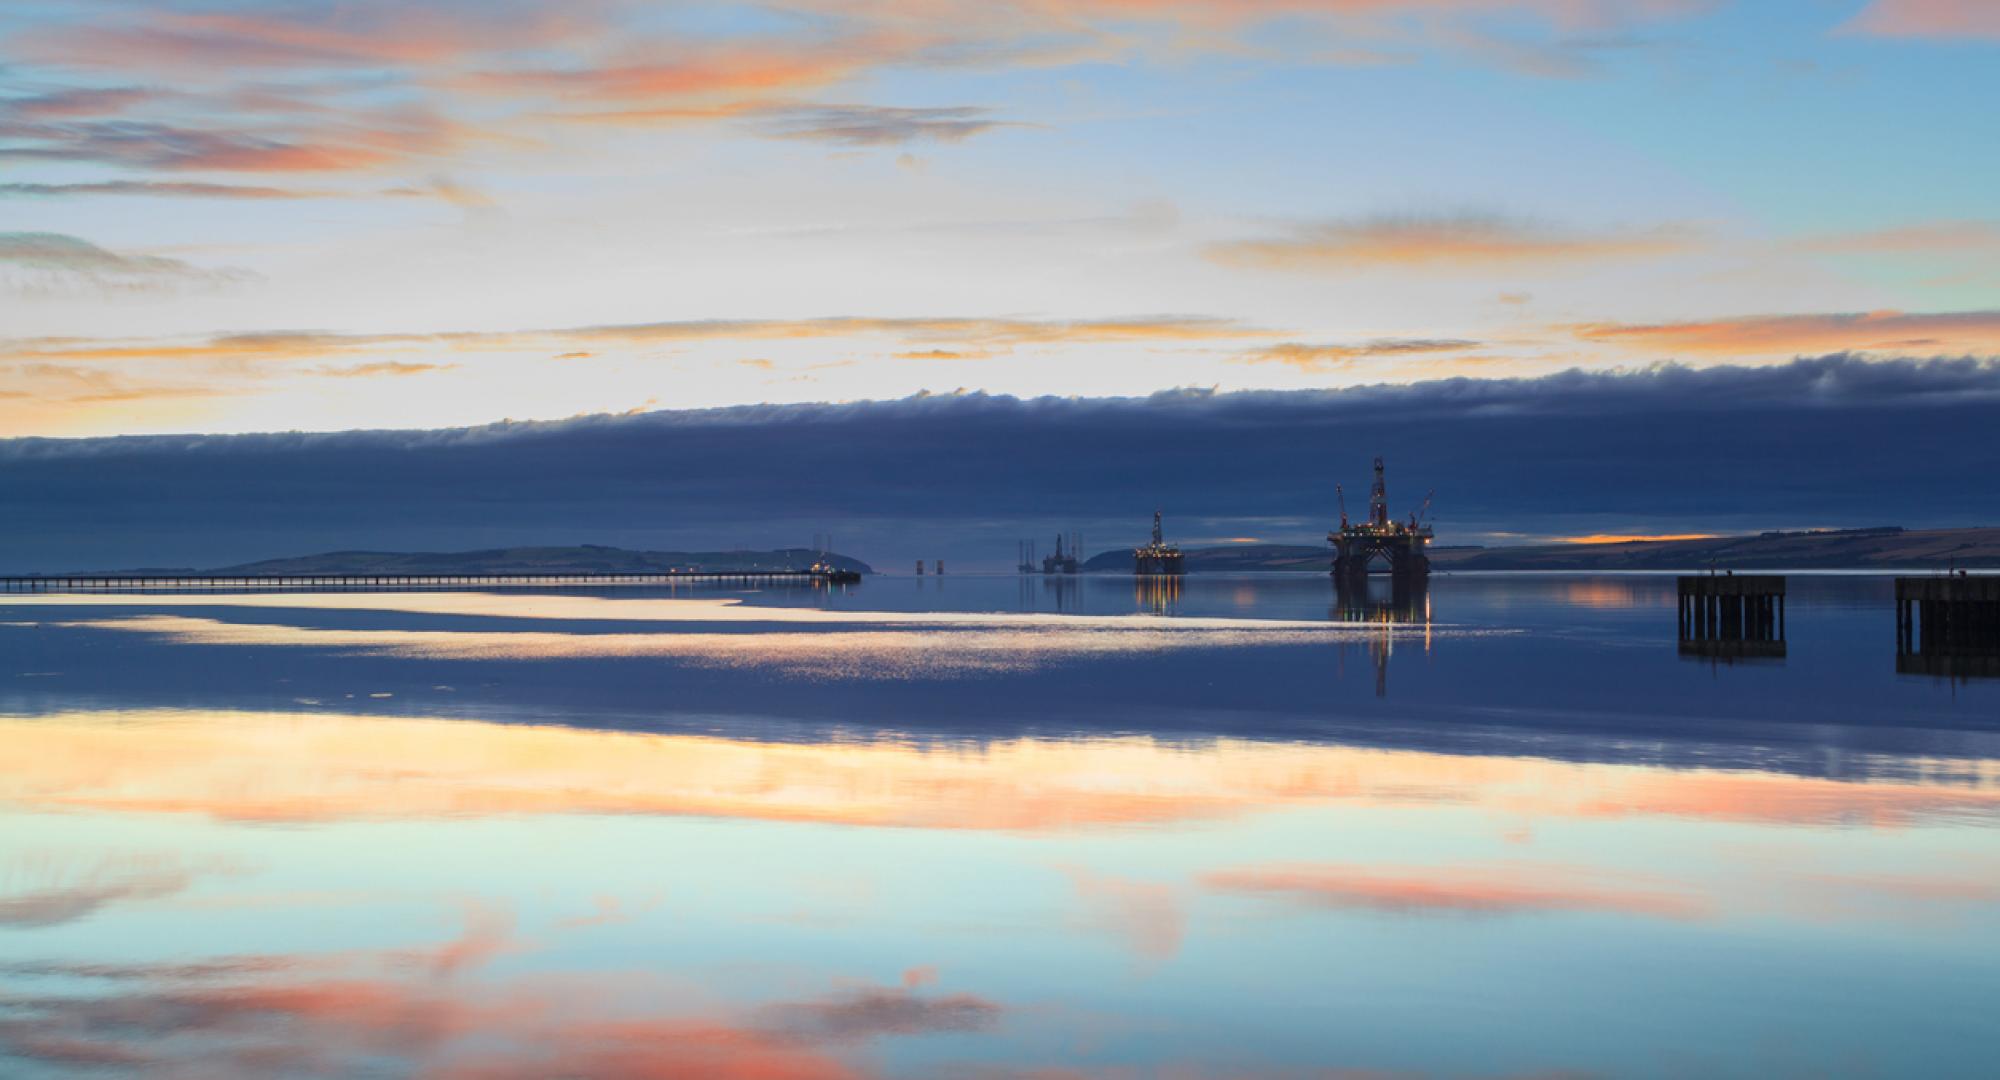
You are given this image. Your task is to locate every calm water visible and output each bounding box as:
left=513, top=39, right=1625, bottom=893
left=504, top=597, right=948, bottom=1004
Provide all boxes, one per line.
left=2, top=573, right=1996, bottom=1079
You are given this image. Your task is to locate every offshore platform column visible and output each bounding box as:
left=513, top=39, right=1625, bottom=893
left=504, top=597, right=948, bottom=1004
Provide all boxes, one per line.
left=1330, top=457, right=1432, bottom=591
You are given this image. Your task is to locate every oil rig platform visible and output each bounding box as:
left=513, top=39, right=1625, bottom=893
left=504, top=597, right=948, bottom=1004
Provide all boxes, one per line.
left=1134, top=511, right=1185, bottom=576
left=1331, top=457, right=1433, bottom=589
left=1020, top=533, right=1083, bottom=574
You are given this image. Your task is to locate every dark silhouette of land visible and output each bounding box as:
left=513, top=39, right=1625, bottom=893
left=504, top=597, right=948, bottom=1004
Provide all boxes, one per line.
left=1082, top=526, right=2000, bottom=573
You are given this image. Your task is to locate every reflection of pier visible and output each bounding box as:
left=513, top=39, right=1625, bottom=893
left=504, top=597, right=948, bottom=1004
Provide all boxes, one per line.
left=1678, top=574, right=1786, bottom=664
left=1897, top=575, right=2000, bottom=680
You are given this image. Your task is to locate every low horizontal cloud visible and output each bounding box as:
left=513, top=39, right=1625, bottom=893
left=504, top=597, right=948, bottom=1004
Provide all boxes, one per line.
left=20, top=3, right=601, bottom=73
left=4, top=363, right=240, bottom=405
left=2, top=354, right=1998, bottom=569
left=1, top=314, right=1267, bottom=368
left=0, top=110, right=472, bottom=173
left=1209, top=212, right=1691, bottom=272
left=1236, top=338, right=1480, bottom=372
left=308, top=361, right=458, bottom=379
left=0, top=180, right=323, bottom=199
left=1841, top=0, right=2000, bottom=39
left=468, top=38, right=894, bottom=116
left=747, top=103, right=1012, bottom=146
left=1794, top=220, right=2000, bottom=255
left=0, top=86, right=157, bottom=119
left=0, top=232, right=252, bottom=295
left=1569, top=309, right=2000, bottom=356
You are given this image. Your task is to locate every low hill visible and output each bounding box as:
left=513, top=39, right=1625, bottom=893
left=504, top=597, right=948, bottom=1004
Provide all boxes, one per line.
left=1082, top=526, right=2000, bottom=573
left=197, top=545, right=872, bottom=576
left=1432, top=527, right=2000, bottom=571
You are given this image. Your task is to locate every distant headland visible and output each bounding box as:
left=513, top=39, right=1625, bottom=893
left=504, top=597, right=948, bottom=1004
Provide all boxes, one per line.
left=1081, top=526, right=2000, bottom=573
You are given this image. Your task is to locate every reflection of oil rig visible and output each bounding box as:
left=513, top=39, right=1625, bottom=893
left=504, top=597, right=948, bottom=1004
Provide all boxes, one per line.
left=1133, top=510, right=1185, bottom=576
left=1135, top=574, right=1182, bottom=614
left=1331, top=457, right=1432, bottom=590
left=1332, top=579, right=1433, bottom=698
left=1019, top=533, right=1083, bottom=574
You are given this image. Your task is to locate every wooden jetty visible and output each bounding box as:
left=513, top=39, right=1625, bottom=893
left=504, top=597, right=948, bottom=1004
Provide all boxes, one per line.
left=1678, top=574, right=1786, bottom=662
left=0, top=569, right=860, bottom=593
left=1896, top=575, right=2000, bottom=679
left=1678, top=574, right=1786, bottom=640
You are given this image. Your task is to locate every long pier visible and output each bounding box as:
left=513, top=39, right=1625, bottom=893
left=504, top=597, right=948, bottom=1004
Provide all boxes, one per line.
left=0, top=570, right=860, bottom=593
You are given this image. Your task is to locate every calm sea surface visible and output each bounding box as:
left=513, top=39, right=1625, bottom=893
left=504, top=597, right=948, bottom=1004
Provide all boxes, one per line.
left=2, top=573, right=1996, bottom=1078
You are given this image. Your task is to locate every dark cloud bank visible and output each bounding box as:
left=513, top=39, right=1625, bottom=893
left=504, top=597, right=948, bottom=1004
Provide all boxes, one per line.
left=3, top=355, right=1998, bottom=572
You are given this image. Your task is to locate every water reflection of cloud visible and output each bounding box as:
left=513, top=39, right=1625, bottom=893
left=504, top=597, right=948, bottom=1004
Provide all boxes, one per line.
left=0, top=852, right=241, bottom=928
left=3, top=710, right=1994, bottom=832
left=56, top=612, right=1435, bottom=678
left=1201, top=862, right=1711, bottom=920
left=0, top=893, right=999, bottom=1080
left=1062, top=867, right=1186, bottom=964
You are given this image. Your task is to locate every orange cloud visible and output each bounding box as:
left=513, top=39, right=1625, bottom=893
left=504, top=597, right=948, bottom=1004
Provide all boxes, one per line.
left=1841, top=0, right=2000, bottom=39
left=1795, top=220, right=2000, bottom=255
left=465, top=36, right=916, bottom=118
left=0, top=315, right=1268, bottom=371
left=1568, top=310, right=2000, bottom=356
left=308, top=361, right=457, bottom=379
left=1209, top=213, right=1690, bottom=272
left=1557, top=533, right=1718, bottom=545
left=1201, top=862, right=1710, bottom=919
left=1234, top=338, right=1478, bottom=372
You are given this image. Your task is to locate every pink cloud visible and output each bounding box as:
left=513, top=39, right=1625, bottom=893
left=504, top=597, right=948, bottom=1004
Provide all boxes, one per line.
left=1201, top=861, right=1710, bottom=919
left=1842, top=0, right=2000, bottom=40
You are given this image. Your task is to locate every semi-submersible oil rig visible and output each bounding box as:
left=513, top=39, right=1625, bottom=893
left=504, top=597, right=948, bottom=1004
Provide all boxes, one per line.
left=1331, top=457, right=1433, bottom=590
left=1133, top=510, right=1185, bottom=575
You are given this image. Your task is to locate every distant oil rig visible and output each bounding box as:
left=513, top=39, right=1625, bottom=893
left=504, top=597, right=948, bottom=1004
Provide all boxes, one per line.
left=1134, top=510, right=1185, bottom=576
left=1019, top=459, right=1427, bottom=581
left=1019, top=533, right=1083, bottom=574
left=1331, top=457, right=1433, bottom=589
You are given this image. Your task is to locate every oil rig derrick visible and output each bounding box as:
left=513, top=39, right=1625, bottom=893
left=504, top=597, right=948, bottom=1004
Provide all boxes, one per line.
left=1330, top=457, right=1432, bottom=590
left=1042, top=531, right=1082, bottom=574
left=1134, top=509, right=1185, bottom=576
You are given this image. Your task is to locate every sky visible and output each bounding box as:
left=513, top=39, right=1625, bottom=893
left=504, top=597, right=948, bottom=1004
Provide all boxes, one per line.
left=2, top=0, right=1998, bottom=566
